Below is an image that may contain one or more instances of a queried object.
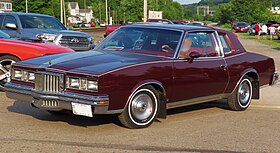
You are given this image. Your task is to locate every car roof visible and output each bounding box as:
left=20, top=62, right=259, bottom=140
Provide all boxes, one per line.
left=122, top=23, right=214, bottom=31
left=0, top=12, right=53, bottom=18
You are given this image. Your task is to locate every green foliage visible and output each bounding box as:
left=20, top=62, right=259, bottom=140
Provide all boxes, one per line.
left=215, top=0, right=274, bottom=24
left=13, top=0, right=184, bottom=24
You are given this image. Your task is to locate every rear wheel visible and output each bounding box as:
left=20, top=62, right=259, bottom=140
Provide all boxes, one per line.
left=0, top=55, right=20, bottom=91
left=228, top=76, right=253, bottom=111
left=118, top=85, right=159, bottom=128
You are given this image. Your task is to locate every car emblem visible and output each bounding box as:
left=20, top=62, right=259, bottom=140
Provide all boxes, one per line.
left=71, top=38, right=79, bottom=43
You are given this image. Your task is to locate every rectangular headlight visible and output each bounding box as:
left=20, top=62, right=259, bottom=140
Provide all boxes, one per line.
left=28, top=72, right=35, bottom=81
left=66, top=77, right=98, bottom=91
left=13, top=70, right=22, bottom=79
left=68, top=77, right=80, bottom=89
left=87, top=80, right=98, bottom=91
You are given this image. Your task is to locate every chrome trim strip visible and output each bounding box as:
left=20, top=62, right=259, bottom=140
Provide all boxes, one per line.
left=167, top=94, right=230, bottom=109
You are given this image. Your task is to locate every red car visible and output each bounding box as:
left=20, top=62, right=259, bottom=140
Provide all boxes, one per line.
left=232, top=22, right=249, bottom=33
left=5, top=24, right=278, bottom=128
left=0, top=31, right=74, bottom=90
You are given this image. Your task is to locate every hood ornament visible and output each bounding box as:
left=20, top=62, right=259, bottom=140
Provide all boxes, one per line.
left=48, top=59, right=52, bottom=65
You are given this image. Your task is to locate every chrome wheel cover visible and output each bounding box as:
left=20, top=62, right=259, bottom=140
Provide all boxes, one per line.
left=128, top=88, right=158, bottom=126
left=0, top=59, right=16, bottom=85
left=237, top=79, right=252, bottom=107
left=131, top=93, right=153, bottom=121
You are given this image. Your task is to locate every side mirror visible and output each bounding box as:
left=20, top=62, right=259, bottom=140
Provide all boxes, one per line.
left=189, top=51, right=201, bottom=58
left=187, top=51, right=201, bottom=63
left=5, top=23, right=17, bottom=30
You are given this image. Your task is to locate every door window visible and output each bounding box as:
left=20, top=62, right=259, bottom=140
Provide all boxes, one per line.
left=179, top=32, right=220, bottom=58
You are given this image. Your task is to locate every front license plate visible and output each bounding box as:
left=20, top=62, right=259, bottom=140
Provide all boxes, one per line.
left=71, top=102, right=93, bottom=117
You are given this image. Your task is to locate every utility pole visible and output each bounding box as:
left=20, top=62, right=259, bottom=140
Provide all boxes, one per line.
left=144, top=0, right=147, bottom=22
left=60, top=0, right=63, bottom=23
left=99, top=0, right=101, bottom=23
left=26, top=0, right=28, bottom=13
left=105, top=0, right=108, bottom=25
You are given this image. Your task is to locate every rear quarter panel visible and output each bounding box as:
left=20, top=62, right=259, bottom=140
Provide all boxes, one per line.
left=224, top=52, right=275, bottom=93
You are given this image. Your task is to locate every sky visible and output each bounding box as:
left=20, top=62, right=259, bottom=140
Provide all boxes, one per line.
left=174, top=0, right=201, bottom=5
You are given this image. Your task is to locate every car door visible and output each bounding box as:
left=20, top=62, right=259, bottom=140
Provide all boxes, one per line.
left=171, top=31, right=229, bottom=102
left=1, top=15, right=19, bottom=38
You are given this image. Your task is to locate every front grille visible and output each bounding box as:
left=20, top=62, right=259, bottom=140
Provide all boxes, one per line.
left=42, top=100, right=58, bottom=107
left=58, top=36, right=90, bottom=50
left=35, top=72, right=64, bottom=93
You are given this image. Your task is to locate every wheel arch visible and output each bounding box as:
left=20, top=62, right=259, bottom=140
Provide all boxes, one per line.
left=233, top=69, right=260, bottom=99
left=127, top=80, right=167, bottom=119
left=0, top=53, right=22, bottom=60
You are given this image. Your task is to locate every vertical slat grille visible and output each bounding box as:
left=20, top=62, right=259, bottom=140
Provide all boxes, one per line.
left=35, top=72, right=63, bottom=93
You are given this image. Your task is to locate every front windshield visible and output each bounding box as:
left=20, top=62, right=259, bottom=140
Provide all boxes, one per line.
left=19, top=15, right=66, bottom=30
left=95, top=27, right=182, bottom=58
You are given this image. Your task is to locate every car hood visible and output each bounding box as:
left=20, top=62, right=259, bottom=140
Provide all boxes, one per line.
left=16, top=51, right=168, bottom=76
left=0, top=38, right=73, bottom=53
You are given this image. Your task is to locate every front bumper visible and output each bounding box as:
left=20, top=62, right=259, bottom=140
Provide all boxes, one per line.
left=271, top=72, right=279, bottom=85
left=5, top=82, right=115, bottom=114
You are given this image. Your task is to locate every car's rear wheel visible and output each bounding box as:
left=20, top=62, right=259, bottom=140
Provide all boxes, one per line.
left=118, top=85, right=159, bottom=128
left=0, top=55, right=20, bottom=91
left=228, top=76, right=253, bottom=111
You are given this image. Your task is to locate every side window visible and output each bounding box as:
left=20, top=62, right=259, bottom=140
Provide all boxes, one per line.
left=179, top=32, right=219, bottom=58
left=219, top=34, right=233, bottom=54
left=0, top=15, right=4, bottom=29
left=3, top=15, right=17, bottom=29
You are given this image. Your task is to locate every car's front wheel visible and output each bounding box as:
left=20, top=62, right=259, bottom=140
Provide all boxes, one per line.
left=0, top=55, right=20, bottom=91
left=118, top=85, right=159, bottom=128
left=228, top=76, right=253, bottom=111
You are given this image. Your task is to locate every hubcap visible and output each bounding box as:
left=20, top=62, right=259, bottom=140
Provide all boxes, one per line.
left=0, top=59, right=16, bottom=86
left=131, top=93, right=154, bottom=121
left=238, top=80, right=251, bottom=106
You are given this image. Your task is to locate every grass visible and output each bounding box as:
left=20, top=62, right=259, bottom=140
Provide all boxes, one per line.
left=237, top=32, right=280, bottom=50
left=219, top=24, right=280, bottom=51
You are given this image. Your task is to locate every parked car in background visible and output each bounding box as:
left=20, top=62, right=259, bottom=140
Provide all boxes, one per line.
left=248, top=22, right=257, bottom=35
left=232, top=22, right=249, bottom=33
left=100, top=22, right=106, bottom=27
left=5, top=24, right=278, bottom=128
left=187, top=21, right=207, bottom=26
left=147, top=19, right=173, bottom=24
left=0, top=12, right=95, bottom=51
left=73, top=22, right=90, bottom=28
left=0, top=30, right=73, bottom=90
left=88, top=22, right=95, bottom=27
left=172, top=20, right=186, bottom=25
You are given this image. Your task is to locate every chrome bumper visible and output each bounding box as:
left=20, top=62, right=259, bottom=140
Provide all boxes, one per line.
left=4, top=82, right=117, bottom=114
left=271, top=72, right=279, bottom=85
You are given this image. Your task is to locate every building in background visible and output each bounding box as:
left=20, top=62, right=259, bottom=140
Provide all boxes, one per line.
left=0, top=0, right=12, bottom=12
left=67, top=2, right=93, bottom=23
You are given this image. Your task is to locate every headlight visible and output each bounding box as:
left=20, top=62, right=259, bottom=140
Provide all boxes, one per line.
left=68, top=77, right=80, bottom=89
left=66, top=77, right=98, bottom=91
left=36, top=33, right=57, bottom=42
left=87, top=80, right=98, bottom=91
left=13, top=70, right=22, bottom=79
left=12, top=69, right=35, bottom=82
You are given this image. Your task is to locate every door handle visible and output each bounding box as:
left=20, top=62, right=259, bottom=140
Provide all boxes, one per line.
left=220, top=65, right=227, bottom=71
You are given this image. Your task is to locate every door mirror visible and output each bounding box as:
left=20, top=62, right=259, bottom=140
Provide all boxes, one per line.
left=5, top=23, right=17, bottom=30
left=189, top=51, right=201, bottom=59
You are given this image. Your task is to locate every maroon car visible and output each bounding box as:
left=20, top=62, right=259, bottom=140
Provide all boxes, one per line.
left=5, top=24, right=278, bottom=128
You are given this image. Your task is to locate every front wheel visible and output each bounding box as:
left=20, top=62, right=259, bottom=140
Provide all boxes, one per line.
left=118, top=86, right=159, bottom=128
left=228, top=76, right=253, bottom=111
